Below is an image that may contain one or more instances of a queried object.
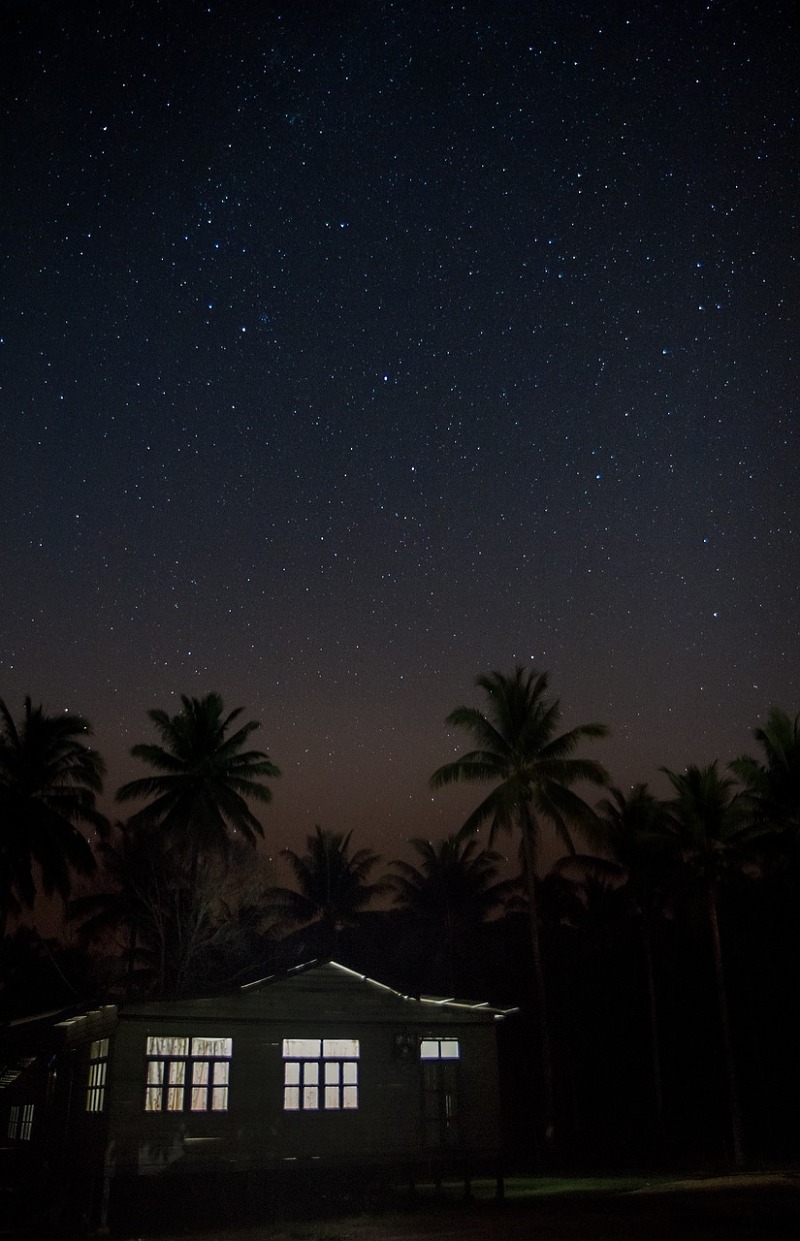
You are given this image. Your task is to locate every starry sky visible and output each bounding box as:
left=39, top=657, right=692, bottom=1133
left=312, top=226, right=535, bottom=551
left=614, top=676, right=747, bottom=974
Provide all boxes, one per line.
left=2, top=0, right=798, bottom=870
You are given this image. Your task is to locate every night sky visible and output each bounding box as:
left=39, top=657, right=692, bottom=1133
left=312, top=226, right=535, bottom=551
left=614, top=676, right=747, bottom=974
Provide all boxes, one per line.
left=2, top=1, right=798, bottom=870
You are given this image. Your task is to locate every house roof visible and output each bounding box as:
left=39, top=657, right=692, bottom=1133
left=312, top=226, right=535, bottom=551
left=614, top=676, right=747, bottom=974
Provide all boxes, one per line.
left=242, top=958, right=515, bottom=1016
left=2, top=961, right=516, bottom=1048
left=116, top=959, right=516, bottom=1025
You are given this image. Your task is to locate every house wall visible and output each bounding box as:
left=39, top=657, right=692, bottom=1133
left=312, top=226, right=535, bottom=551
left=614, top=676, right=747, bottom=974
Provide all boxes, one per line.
left=102, top=968, right=504, bottom=1180
left=3, top=967, right=508, bottom=1231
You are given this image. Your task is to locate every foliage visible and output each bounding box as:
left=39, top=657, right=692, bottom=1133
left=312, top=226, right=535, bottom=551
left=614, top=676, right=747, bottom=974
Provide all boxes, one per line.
left=0, top=696, right=104, bottom=935
left=430, top=667, right=610, bottom=854
left=430, top=666, right=610, bottom=1156
left=268, top=825, right=387, bottom=956
left=71, top=821, right=281, bottom=997
left=116, top=692, right=280, bottom=877
left=388, top=832, right=516, bottom=994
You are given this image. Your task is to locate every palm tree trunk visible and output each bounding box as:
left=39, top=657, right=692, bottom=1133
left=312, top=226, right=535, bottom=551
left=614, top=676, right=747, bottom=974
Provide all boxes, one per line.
left=640, top=912, right=664, bottom=1139
left=520, top=804, right=555, bottom=1158
left=707, top=880, right=744, bottom=1167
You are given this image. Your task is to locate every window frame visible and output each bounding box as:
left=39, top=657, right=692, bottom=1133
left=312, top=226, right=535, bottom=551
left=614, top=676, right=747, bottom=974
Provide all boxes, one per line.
left=282, top=1037, right=360, bottom=1112
left=86, top=1037, right=109, bottom=1113
left=419, top=1037, right=460, bottom=1061
left=144, top=1035, right=232, bottom=1113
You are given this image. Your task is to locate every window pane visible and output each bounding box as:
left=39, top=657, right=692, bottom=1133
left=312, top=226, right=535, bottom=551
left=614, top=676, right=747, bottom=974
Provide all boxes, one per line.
left=146, top=1061, right=164, bottom=1085
left=284, top=1062, right=300, bottom=1085
left=193, top=1062, right=209, bottom=1086
left=303, top=1086, right=319, bottom=1109
left=284, top=1086, right=299, bottom=1110
left=147, top=1036, right=189, bottom=1056
left=283, top=1039, right=320, bottom=1059
left=343, top=1086, right=358, bottom=1109
left=211, top=1086, right=228, bottom=1111
left=166, top=1086, right=184, bottom=1111
left=190, top=1087, right=208, bottom=1111
left=343, top=1062, right=358, bottom=1085
left=192, top=1037, right=232, bottom=1058
left=440, top=1040, right=460, bottom=1060
left=168, top=1061, right=186, bottom=1085
left=419, top=1040, right=438, bottom=1060
left=324, top=1062, right=340, bottom=1085
left=325, top=1086, right=340, bottom=1108
left=213, top=1062, right=229, bottom=1085
left=145, top=1087, right=162, bottom=1112
left=303, top=1062, right=319, bottom=1086
left=323, top=1039, right=359, bottom=1059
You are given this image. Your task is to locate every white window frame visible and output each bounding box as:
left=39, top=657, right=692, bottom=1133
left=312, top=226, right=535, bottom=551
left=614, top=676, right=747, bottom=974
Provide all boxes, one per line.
left=420, top=1037, right=460, bottom=1061
left=86, top=1037, right=109, bottom=1113
left=144, top=1036, right=232, bottom=1112
left=282, top=1038, right=360, bottom=1111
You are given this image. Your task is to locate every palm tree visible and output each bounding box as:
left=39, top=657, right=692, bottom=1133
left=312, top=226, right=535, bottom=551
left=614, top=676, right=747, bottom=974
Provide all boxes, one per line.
left=388, top=833, right=515, bottom=995
left=663, top=761, right=756, bottom=1168
left=429, top=667, right=610, bottom=1150
left=116, top=693, right=280, bottom=885
left=269, top=826, right=386, bottom=956
left=558, top=784, right=673, bottom=1139
left=0, top=696, right=104, bottom=936
left=731, top=708, right=800, bottom=839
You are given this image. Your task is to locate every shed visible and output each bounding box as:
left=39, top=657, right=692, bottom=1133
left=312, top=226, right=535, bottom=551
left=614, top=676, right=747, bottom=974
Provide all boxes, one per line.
left=1, top=960, right=512, bottom=1232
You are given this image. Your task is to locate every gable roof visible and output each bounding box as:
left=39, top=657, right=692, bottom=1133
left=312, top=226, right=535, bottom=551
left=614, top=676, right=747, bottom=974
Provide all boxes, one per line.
left=116, top=959, right=515, bottom=1025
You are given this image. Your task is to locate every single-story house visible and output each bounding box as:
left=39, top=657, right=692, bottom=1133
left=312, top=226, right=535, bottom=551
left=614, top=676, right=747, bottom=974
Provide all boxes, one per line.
left=1, top=959, right=513, bottom=1232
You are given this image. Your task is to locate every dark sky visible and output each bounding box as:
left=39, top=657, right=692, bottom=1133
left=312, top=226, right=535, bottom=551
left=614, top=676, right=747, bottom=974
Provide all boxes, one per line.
left=2, top=0, right=798, bottom=869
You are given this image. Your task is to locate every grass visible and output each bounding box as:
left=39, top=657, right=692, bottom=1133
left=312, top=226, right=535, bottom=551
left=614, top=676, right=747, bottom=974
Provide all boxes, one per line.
left=110, top=1169, right=800, bottom=1241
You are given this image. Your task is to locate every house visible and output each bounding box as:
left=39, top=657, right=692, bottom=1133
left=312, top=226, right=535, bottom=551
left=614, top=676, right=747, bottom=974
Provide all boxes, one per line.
left=1, top=959, right=512, bottom=1232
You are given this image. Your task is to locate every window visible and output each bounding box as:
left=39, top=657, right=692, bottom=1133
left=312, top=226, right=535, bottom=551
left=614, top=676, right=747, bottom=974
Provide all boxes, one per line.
left=420, top=1040, right=460, bottom=1148
left=144, top=1036, right=232, bottom=1112
left=282, top=1038, right=359, bottom=1111
left=8, top=1104, right=34, bottom=1141
left=86, top=1038, right=109, bottom=1112
left=420, top=1038, right=460, bottom=1060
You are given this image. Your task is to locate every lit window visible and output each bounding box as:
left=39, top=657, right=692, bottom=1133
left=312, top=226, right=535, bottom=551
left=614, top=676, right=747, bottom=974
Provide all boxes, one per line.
left=144, top=1036, right=232, bottom=1112
left=282, top=1038, right=359, bottom=1111
left=7, top=1103, right=35, bottom=1142
left=420, top=1038, right=460, bottom=1060
left=86, top=1038, right=109, bottom=1112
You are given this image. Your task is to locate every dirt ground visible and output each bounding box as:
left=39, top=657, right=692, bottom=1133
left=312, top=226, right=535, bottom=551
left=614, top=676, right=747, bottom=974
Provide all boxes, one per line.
left=117, top=1174, right=800, bottom=1241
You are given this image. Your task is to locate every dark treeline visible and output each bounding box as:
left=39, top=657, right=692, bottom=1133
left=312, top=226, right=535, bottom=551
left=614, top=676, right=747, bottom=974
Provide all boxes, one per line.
left=2, top=675, right=800, bottom=1173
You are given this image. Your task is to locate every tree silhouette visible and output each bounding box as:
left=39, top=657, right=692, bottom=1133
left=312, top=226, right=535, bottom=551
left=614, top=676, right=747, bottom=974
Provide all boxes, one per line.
left=116, top=692, right=280, bottom=885
left=388, top=833, right=515, bottom=994
left=730, top=708, right=800, bottom=874
left=557, top=784, right=673, bottom=1140
left=663, top=761, right=758, bottom=1168
left=429, top=667, right=609, bottom=1152
left=0, top=696, right=104, bottom=937
left=269, top=826, right=386, bottom=957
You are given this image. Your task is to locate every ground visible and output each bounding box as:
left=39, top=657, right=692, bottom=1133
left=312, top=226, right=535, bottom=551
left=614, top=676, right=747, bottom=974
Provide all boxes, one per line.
left=111, top=1173, right=800, bottom=1241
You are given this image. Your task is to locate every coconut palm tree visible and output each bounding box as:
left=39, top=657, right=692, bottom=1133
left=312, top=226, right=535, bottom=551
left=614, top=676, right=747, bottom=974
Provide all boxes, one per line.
left=388, top=833, right=515, bottom=995
left=269, top=826, right=386, bottom=956
left=557, top=784, right=674, bottom=1138
left=116, top=693, right=280, bottom=885
left=730, top=708, right=800, bottom=838
left=0, top=696, right=104, bottom=936
left=662, top=761, right=757, bottom=1168
left=429, top=666, right=610, bottom=1151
